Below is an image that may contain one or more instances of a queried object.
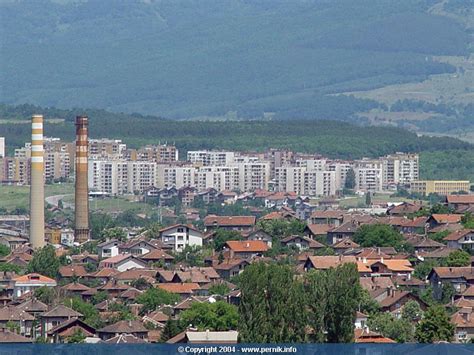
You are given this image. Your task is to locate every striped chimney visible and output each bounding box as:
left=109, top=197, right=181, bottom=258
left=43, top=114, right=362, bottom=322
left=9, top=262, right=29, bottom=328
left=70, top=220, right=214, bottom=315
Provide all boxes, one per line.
left=30, top=115, right=45, bottom=249
left=74, top=116, right=90, bottom=243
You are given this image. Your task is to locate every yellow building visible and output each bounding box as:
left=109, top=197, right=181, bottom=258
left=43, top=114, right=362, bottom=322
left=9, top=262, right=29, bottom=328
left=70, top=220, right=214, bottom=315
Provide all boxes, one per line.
left=410, top=180, right=470, bottom=196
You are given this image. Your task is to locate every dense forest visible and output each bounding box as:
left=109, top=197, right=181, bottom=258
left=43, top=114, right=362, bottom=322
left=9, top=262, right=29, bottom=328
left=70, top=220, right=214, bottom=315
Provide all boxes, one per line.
left=1, top=104, right=473, bottom=181
left=1, top=0, right=469, bottom=121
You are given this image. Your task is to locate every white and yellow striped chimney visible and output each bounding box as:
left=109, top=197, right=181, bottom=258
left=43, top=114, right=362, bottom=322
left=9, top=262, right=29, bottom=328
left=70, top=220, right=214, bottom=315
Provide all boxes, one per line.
left=30, top=114, right=45, bottom=248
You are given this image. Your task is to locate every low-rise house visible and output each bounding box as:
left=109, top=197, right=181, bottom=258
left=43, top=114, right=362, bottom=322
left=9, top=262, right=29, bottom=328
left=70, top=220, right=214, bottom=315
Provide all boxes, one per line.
left=428, top=267, right=474, bottom=300
left=159, top=224, right=203, bottom=252
left=333, top=238, right=360, bottom=254
left=327, top=222, right=359, bottom=245
left=98, top=280, right=129, bottom=297
left=309, top=210, right=345, bottom=226
left=97, top=239, right=120, bottom=259
left=0, top=306, right=35, bottom=337
left=16, top=298, right=48, bottom=318
left=304, top=224, right=332, bottom=239
left=59, top=265, right=88, bottom=280
left=224, top=240, right=268, bottom=259
left=0, top=328, right=32, bottom=343
left=451, top=307, right=474, bottom=343
left=213, top=259, right=249, bottom=280
left=405, top=235, right=444, bottom=252
left=354, top=328, right=396, bottom=343
left=12, top=273, right=57, bottom=299
left=387, top=202, right=423, bottom=216
left=61, top=282, right=91, bottom=296
left=167, top=330, right=239, bottom=344
left=376, top=289, right=427, bottom=316
left=447, top=195, right=474, bottom=213
left=444, top=229, right=474, bottom=250
left=139, top=249, right=174, bottom=266
left=243, top=229, right=273, bottom=248
left=98, top=254, right=147, bottom=272
left=60, top=229, right=75, bottom=247
left=41, top=305, right=83, bottom=335
left=400, top=216, right=428, bottom=234
left=118, top=239, right=157, bottom=256
left=280, top=235, right=325, bottom=251
left=428, top=214, right=463, bottom=229
left=157, top=283, right=201, bottom=299
left=355, top=311, right=368, bottom=329
left=97, top=320, right=148, bottom=341
left=105, top=333, right=147, bottom=344
left=367, top=259, right=414, bottom=277
left=204, top=215, right=256, bottom=232
left=303, top=255, right=357, bottom=271
left=46, top=317, right=96, bottom=343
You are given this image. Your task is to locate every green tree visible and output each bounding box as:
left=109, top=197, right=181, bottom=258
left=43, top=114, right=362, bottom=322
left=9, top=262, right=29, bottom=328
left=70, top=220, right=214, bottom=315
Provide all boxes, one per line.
left=174, top=245, right=206, bottom=267
left=415, top=305, right=454, bottom=343
left=0, top=244, right=10, bottom=257
left=429, top=231, right=449, bottom=244
left=208, top=283, right=230, bottom=296
left=414, top=259, right=441, bottom=280
left=160, top=319, right=184, bottom=342
left=27, top=245, right=60, bottom=278
left=136, top=288, right=180, bottom=314
left=34, top=286, right=56, bottom=306
left=358, top=289, right=380, bottom=315
left=368, top=312, right=414, bottom=343
left=102, top=227, right=127, bottom=242
left=213, top=229, right=242, bottom=251
left=345, top=168, right=356, bottom=190
left=180, top=301, right=239, bottom=331
left=239, top=262, right=307, bottom=343
left=66, top=329, right=86, bottom=343
left=257, top=219, right=305, bottom=241
left=131, top=277, right=152, bottom=291
left=323, top=263, right=361, bottom=343
left=353, top=224, right=406, bottom=250
left=91, top=291, right=108, bottom=305
left=462, top=213, right=474, bottom=228
left=365, top=192, right=372, bottom=206
left=447, top=250, right=471, bottom=267
left=66, top=297, right=103, bottom=329
left=0, top=263, right=23, bottom=274
left=402, top=300, right=423, bottom=323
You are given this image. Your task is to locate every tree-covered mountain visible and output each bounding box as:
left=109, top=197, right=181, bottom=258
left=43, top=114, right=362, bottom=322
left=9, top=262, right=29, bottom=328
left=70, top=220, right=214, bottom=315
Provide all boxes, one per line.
left=1, top=0, right=470, bottom=120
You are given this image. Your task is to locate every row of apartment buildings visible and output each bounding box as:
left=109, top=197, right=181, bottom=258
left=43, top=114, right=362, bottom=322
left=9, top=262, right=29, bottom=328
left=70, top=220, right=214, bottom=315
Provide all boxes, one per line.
left=0, top=137, right=178, bottom=185
left=88, top=149, right=420, bottom=196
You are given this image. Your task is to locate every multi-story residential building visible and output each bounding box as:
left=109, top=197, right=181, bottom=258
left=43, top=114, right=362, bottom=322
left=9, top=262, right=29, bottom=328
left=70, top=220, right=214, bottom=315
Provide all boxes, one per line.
left=382, top=153, right=419, bottom=188
left=89, top=138, right=126, bottom=159
left=237, top=162, right=271, bottom=192
left=304, top=170, right=336, bottom=196
left=410, top=180, right=471, bottom=196
left=187, top=151, right=235, bottom=166
left=264, top=149, right=294, bottom=178
left=0, top=137, right=4, bottom=158
left=326, top=162, right=353, bottom=191
left=0, top=156, right=30, bottom=185
left=354, top=159, right=383, bottom=192
left=134, top=144, right=179, bottom=163
left=89, top=160, right=156, bottom=195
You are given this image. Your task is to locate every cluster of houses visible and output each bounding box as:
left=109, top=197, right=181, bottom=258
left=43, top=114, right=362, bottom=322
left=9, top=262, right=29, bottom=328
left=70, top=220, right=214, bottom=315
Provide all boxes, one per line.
left=0, top=194, right=473, bottom=344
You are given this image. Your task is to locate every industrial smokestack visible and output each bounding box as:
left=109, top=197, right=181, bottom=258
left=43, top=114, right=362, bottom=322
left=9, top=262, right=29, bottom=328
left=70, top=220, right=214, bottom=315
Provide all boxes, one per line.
left=74, top=116, right=90, bottom=243
left=30, top=115, right=45, bottom=249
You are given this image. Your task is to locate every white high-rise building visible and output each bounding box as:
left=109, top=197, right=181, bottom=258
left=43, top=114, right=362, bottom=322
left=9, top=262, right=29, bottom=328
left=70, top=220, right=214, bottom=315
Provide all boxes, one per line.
left=0, top=137, right=5, bottom=158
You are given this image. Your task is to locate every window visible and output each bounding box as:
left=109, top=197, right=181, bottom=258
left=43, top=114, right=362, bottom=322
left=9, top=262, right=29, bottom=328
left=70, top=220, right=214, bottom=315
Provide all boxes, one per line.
left=177, top=228, right=184, bottom=233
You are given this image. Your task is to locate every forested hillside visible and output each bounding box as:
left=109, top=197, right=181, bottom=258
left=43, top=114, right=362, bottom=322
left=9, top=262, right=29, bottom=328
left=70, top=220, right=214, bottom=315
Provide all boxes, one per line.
left=1, top=0, right=470, bottom=121
left=1, top=104, right=473, bottom=181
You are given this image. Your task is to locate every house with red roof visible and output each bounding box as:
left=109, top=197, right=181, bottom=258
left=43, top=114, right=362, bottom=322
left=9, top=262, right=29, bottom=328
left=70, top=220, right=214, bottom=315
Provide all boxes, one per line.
left=12, top=273, right=56, bottom=299
left=98, top=254, right=147, bottom=272
left=224, top=240, right=268, bottom=259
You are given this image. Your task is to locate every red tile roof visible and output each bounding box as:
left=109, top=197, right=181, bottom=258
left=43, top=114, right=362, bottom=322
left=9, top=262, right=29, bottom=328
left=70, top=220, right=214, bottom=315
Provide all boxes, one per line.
left=225, top=240, right=268, bottom=253
left=157, top=283, right=200, bottom=294
left=431, top=214, right=463, bottom=224
left=204, top=215, right=256, bottom=227
left=444, top=229, right=474, bottom=241
left=447, top=195, right=474, bottom=204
